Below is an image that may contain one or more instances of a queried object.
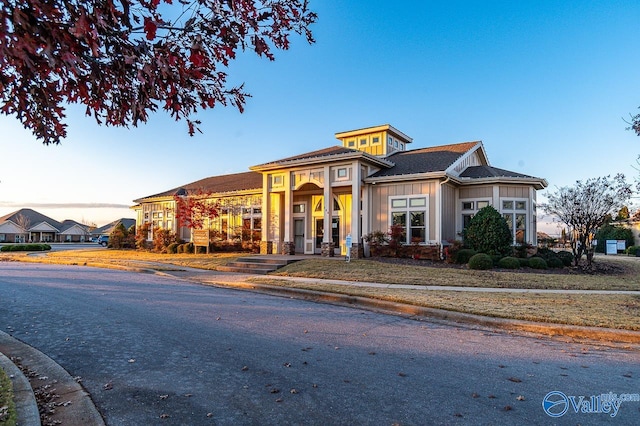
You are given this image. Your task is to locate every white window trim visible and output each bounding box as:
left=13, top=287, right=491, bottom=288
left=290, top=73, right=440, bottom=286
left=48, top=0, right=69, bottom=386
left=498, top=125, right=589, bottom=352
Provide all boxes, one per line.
left=500, top=197, right=529, bottom=245
left=388, top=195, right=430, bottom=245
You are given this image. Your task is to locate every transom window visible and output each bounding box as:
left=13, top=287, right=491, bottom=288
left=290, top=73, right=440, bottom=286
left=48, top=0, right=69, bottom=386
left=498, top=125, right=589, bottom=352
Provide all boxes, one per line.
left=389, top=196, right=428, bottom=244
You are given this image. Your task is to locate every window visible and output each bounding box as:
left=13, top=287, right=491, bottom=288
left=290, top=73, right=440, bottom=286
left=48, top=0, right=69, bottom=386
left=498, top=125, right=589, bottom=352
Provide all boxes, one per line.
left=502, top=199, right=528, bottom=244
left=461, top=199, right=491, bottom=232
left=388, top=136, right=393, bottom=145
left=348, top=140, right=355, bottom=147
left=241, top=205, right=263, bottom=242
left=0, top=234, right=5, bottom=242
left=293, top=204, right=305, bottom=214
left=272, top=175, right=283, bottom=187
left=372, top=137, right=380, bottom=144
left=394, top=141, right=399, bottom=148
left=400, top=143, right=404, bottom=150
left=337, top=168, right=348, bottom=179
left=389, top=196, right=428, bottom=244
left=360, top=138, right=367, bottom=146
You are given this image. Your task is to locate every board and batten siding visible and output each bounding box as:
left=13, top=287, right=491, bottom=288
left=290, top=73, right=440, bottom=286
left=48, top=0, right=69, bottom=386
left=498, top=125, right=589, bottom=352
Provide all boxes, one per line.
left=458, top=186, right=493, bottom=199
left=370, top=181, right=437, bottom=240
left=499, top=186, right=529, bottom=198
left=440, top=183, right=457, bottom=242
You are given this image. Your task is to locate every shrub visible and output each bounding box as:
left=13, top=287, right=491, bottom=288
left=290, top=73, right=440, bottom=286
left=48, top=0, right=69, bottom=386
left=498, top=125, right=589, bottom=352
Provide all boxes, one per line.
left=498, top=256, right=520, bottom=269
left=626, top=246, right=640, bottom=256
left=468, top=253, right=494, bottom=270
left=555, top=251, right=574, bottom=266
left=0, top=243, right=51, bottom=252
left=455, top=248, right=477, bottom=264
left=184, top=242, right=194, bottom=253
left=595, top=224, right=635, bottom=254
left=176, top=244, right=185, bottom=253
left=528, top=257, right=548, bottom=270
left=462, top=206, right=513, bottom=256
left=518, top=258, right=530, bottom=268
left=166, top=243, right=179, bottom=254
left=547, top=257, right=564, bottom=268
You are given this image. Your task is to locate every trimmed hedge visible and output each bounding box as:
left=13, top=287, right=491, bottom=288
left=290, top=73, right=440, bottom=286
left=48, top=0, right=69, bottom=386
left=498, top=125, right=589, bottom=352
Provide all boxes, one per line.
left=468, top=253, right=494, bottom=270
left=528, top=257, right=548, bottom=270
left=498, top=256, right=520, bottom=269
left=0, top=243, right=51, bottom=252
left=455, top=249, right=477, bottom=264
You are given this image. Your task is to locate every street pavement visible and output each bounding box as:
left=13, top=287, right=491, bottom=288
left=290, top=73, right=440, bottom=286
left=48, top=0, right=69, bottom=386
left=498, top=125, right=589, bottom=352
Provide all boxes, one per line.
left=0, top=264, right=640, bottom=425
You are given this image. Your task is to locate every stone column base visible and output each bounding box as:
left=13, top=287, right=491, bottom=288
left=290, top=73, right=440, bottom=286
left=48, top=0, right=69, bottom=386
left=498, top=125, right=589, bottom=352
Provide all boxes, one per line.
left=321, top=242, right=335, bottom=257
left=349, top=243, right=361, bottom=259
left=281, top=241, right=296, bottom=255
left=260, top=241, right=273, bottom=255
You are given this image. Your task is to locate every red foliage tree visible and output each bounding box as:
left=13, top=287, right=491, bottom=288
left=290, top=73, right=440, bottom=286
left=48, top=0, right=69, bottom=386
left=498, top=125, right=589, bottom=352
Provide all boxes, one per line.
left=174, top=189, right=219, bottom=229
left=0, top=0, right=316, bottom=144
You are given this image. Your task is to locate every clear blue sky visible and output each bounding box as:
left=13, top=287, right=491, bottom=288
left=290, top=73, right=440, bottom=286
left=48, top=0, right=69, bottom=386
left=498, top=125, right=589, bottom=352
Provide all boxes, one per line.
left=1, top=1, right=639, bottom=234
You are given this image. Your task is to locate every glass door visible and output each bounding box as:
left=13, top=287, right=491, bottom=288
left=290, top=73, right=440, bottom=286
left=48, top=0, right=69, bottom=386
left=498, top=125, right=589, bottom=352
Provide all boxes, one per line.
left=294, top=218, right=305, bottom=254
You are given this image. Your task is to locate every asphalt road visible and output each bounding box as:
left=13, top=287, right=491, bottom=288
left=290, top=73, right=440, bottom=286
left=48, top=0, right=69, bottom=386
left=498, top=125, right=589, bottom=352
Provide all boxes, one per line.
left=0, top=262, right=639, bottom=425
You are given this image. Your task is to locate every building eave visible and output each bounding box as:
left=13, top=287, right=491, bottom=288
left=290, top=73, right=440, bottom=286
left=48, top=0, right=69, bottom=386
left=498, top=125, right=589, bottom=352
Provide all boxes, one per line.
left=365, top=171, right=447, bottom=184
left=251, top=151, right=393, bottom=172
left=449, top=175, right=548, bottom=190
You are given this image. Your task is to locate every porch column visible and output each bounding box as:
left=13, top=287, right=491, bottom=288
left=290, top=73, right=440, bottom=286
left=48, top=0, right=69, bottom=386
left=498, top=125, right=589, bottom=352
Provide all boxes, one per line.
left=260, top=173, right=273, bottom=254
left=350, top=161, right=362, bottom=259
left=282, top=171, right=295, bottom=255
left=322, top=165, right=334, bottom=256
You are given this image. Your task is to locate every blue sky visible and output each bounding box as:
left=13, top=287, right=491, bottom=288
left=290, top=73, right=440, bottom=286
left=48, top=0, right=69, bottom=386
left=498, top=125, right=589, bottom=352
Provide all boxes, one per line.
left=1, top=1, right=639, bottom=234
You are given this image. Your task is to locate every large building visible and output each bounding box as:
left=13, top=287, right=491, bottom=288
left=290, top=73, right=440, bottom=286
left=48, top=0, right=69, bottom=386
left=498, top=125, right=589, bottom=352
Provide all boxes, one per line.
left=132, top=124, right=547, bottom=258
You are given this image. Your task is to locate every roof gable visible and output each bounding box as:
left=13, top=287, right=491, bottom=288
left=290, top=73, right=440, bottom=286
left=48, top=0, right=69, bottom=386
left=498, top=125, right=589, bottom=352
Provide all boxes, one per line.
left=92, top=218, right=136, bottom=235
left=29, top=221, right=60, bottom=232
left=0, top=220, right=25, bottom=233
left=372, top=141, right=480, bottom=178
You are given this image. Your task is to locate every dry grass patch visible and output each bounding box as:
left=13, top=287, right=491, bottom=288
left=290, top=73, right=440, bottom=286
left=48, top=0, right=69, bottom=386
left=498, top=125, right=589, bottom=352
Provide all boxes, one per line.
left=270, top=258, right=640, bottom=291
left=1, top=249, right=238, bottom=271
left=251, top=277, right=640, bottom=330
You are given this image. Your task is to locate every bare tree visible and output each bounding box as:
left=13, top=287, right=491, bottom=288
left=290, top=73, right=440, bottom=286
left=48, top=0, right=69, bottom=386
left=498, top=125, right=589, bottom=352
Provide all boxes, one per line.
left=542, top=174, right=633, bottom=266
left=13, top=213, right=31, bottom=242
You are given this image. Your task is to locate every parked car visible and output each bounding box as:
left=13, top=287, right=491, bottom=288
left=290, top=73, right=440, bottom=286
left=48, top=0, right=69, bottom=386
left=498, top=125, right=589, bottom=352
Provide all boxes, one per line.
left=98, top=235, right=109, bottom=247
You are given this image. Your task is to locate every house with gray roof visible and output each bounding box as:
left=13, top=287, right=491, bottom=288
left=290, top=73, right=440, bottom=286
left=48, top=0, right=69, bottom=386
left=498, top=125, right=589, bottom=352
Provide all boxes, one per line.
left=132, top=124, right=547, bottom=258
left=0, top=208, right=92, bottom=243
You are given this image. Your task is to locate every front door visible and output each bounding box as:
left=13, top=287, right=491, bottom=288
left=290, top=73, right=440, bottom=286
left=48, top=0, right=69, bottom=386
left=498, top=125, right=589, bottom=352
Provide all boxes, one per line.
left=331, top=217, right=340, bottom=254
left=294, top=218, right=305, bottom=254
left=315, top=218, right=324, bottom=254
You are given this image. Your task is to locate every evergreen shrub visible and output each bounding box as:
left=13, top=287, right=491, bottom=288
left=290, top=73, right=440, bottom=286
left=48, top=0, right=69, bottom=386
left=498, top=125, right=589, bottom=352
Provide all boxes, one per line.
left=498, top=256, right=520, bottom=269
left=528, top=257, right=548, bottom=270
left=468, top=253, right=494, bottom=270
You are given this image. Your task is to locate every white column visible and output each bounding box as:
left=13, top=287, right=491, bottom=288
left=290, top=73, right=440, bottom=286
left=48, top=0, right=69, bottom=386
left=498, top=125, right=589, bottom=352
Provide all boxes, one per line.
left=261, top=173, right=270, bottom=243
left=351, top=162, right=361, bottom=241
left=283, top=171, right=292, bottom=243
left=323, top=165, right=332, bottom=244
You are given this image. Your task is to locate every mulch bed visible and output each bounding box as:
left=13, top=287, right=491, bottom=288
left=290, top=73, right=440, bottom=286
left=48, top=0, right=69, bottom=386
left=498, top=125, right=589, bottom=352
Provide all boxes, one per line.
left=367, top=256, right=629, bottom=276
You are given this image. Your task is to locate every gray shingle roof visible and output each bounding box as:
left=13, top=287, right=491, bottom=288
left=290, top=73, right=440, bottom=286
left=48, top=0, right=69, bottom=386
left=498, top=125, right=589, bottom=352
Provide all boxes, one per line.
left=135, top=171, right=263, bottom=202
left=92, top=218, right=136, bottom=235
left=252, top=146, right=358, bottom=168
left=459, top=165, right=537, bottom=179
left=372, top=142, right=479, bottom=177
left=0, top=208, right=62, bottom=230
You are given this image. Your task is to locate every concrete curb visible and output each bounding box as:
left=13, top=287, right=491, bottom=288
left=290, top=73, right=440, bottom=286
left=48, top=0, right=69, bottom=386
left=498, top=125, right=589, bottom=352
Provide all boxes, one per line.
left=196, top=278, right=640, bottom=345
left=0, top=331, right=105, bottom=426
left=0, top=349, right=40, bottom=426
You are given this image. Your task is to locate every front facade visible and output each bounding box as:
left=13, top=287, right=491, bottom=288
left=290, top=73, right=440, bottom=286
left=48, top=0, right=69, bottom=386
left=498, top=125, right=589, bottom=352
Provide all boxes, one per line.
left=133, top=125, right=548, bottom=258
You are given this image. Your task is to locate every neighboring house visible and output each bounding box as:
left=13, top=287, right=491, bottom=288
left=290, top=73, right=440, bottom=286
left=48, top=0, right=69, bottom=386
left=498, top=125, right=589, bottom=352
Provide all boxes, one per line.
left=91, top=218, right=137, bottom=240
left=0, top=208, right=91, bottom=242
left=132, top=124, right=548, bottom=258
